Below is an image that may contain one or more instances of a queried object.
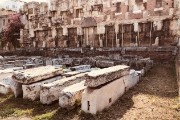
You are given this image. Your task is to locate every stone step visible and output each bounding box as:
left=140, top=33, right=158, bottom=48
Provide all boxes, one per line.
left=84, top=65, right=130, bottom=87
left=59, top=81, right=87, bottom=109
left=12, top=65, right=63, bottom=84
left=22, top=76, right=62, bottom=101
left=40, top=73, right=86, bottom=105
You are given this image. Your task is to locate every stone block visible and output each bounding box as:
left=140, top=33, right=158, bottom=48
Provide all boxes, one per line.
left=0, top=77, right=12, bottom=94
left=40, top=73, right=86, bottom=104
left=10, top=78, right=23, bottom=98
left=70, top=65, right=91, bottom=72
left=62, top=71, right=80, bottom=77
left=59, top=81, right=87, bottom=109
left=96, top=60, right=114, bottom=68
left=82, top=76, right=126, bottom=114
left=124, top=70, right=139, bottom=91
left=22, top=76, right=62, bottom=101
left=12, top=65, right=63, bottom=84
left=84, top=65, right=130, bottom=87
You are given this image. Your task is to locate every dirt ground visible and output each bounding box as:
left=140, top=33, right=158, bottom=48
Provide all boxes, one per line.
left=0, top=63, right=179, bottom=120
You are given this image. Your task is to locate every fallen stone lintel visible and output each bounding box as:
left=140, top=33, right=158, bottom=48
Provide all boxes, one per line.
left=85, top=65, right=130, bottom=87
left=40, top=73, right=86, bottom=105
left=12, top=65, right=63, bottom=84
left=59, top=81, right=87, bottom=109
left=22, top=76, right=62, bottom=101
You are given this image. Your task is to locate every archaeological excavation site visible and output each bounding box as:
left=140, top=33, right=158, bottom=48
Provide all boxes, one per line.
left=0, top=0, right=180, bottom=119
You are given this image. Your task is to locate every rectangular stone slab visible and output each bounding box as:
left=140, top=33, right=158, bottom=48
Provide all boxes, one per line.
left=12, top=65, right=63, bottom=84
left=84, top=65, right=130, bottom=87
left=70, top=65, right=91, bottom=71
left=22, top=76, right=62, bottom=101
left=40, top=73, right=86, bottom=105
left=62, top=71, right=81, bottom=77
left=0, top=76, right=12, bottom=94
left=59, top=81, right=87, bottom=109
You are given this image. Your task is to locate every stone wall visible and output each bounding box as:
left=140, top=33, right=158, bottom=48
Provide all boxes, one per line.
left=0, top=47, right=177, bottom=63
left=19, top=0, right=178, bottom=48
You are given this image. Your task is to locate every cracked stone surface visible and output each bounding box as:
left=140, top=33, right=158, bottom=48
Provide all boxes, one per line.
left=85, top=65, right=130, bottom=87
left=12, top=65, right=63, bottom=84
left=59, top=81, right=87, bottom=109
left=22, top=76, right=62, bottom=101
left=40, top=73, right=86, bottom=105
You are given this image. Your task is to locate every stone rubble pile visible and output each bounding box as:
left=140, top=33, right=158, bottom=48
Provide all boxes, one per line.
left=0, top=55, right=154, bottom=114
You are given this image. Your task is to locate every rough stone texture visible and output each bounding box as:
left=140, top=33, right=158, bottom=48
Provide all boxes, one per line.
left=22, top=76, right=62, bottom=101
left=62, top=71, right=80, bottom=77
left=10, top=78, right=23, bottom=98
left=70, top=65, right=91, bottom=72
left=124, top=70, right=140, bottom=91
left=59, top=81, right=87, bottom=109
left=82, top=76, right=127, bottom=114
left=0, top=77, right=12, bottom=94
left=40, top=73, right=86, bottom=105
left=12, top=65, right=63, bottom=84
left=19, top=0, right=176, bottom=48
left=96, top=60, right=114, bottom=68
left=85, top=65, right=130, bottom=87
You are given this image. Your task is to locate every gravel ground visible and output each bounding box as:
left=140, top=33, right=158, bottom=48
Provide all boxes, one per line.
left=0, top=63, right=179, bottom=120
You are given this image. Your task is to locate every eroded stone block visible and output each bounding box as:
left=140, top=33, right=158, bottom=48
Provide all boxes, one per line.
left=12, top=65, right=63, bottom=84
left=59, top=81, right=87, bottom=109
left=85, top=65, right=130, bottom=87
left=22, top=76, right=62, bottom=101
left=0, top=77, right=12, bottom=94
left=40, top=73, right=86, bottom=104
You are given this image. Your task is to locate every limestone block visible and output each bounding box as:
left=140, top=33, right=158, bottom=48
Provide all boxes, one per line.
left=40, top=73, right=86, bottom=104
left=12, top=66, right=63, bottom=84
left=82, top=76, right=126, bottom=114
left=59, top=81, right=87, bottom=109
left=22, top=76, right=62, bottom=101
left=15, top=60, right=26, bottom=67
left=84, top=65, right=130, bottom=87
left=0, top=77, right=12, bottom=94
left=62, top=58, right=73, bottom=65
left=52, top=59, right=63, bottom=66
left=62, top=71, right=80, bottom=77
left=10, top=78, right=23, bottom=98
left=81, top=57, right=96, bottom=67
left=0, top=56, right=4, bottom=59
left=46, top=59, right=53, bottom=65
left=124, top=70, right=139, bottom=91
left=96, top=60, right=114, bottom=68
left=70, top=65, right=91, bottom=72
left=0, top=67, right=23, bottom=79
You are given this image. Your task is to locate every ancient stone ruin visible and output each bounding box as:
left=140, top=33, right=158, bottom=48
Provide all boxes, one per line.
left=0, top=54, right=153, bottom=114
left=19, top=0, right=180, bottom=48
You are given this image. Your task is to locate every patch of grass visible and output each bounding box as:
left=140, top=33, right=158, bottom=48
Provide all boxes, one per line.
left=33, top=110, right=57, bottom=120
left=0, top=106, right=15, bottom=118
left=14, top=108, right=33, bottom=117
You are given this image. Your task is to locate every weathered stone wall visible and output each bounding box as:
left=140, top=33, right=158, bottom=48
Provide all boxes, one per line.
left=0, top=47, right=176, bottom=63
left=19, top=0, right=178, bottom=48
